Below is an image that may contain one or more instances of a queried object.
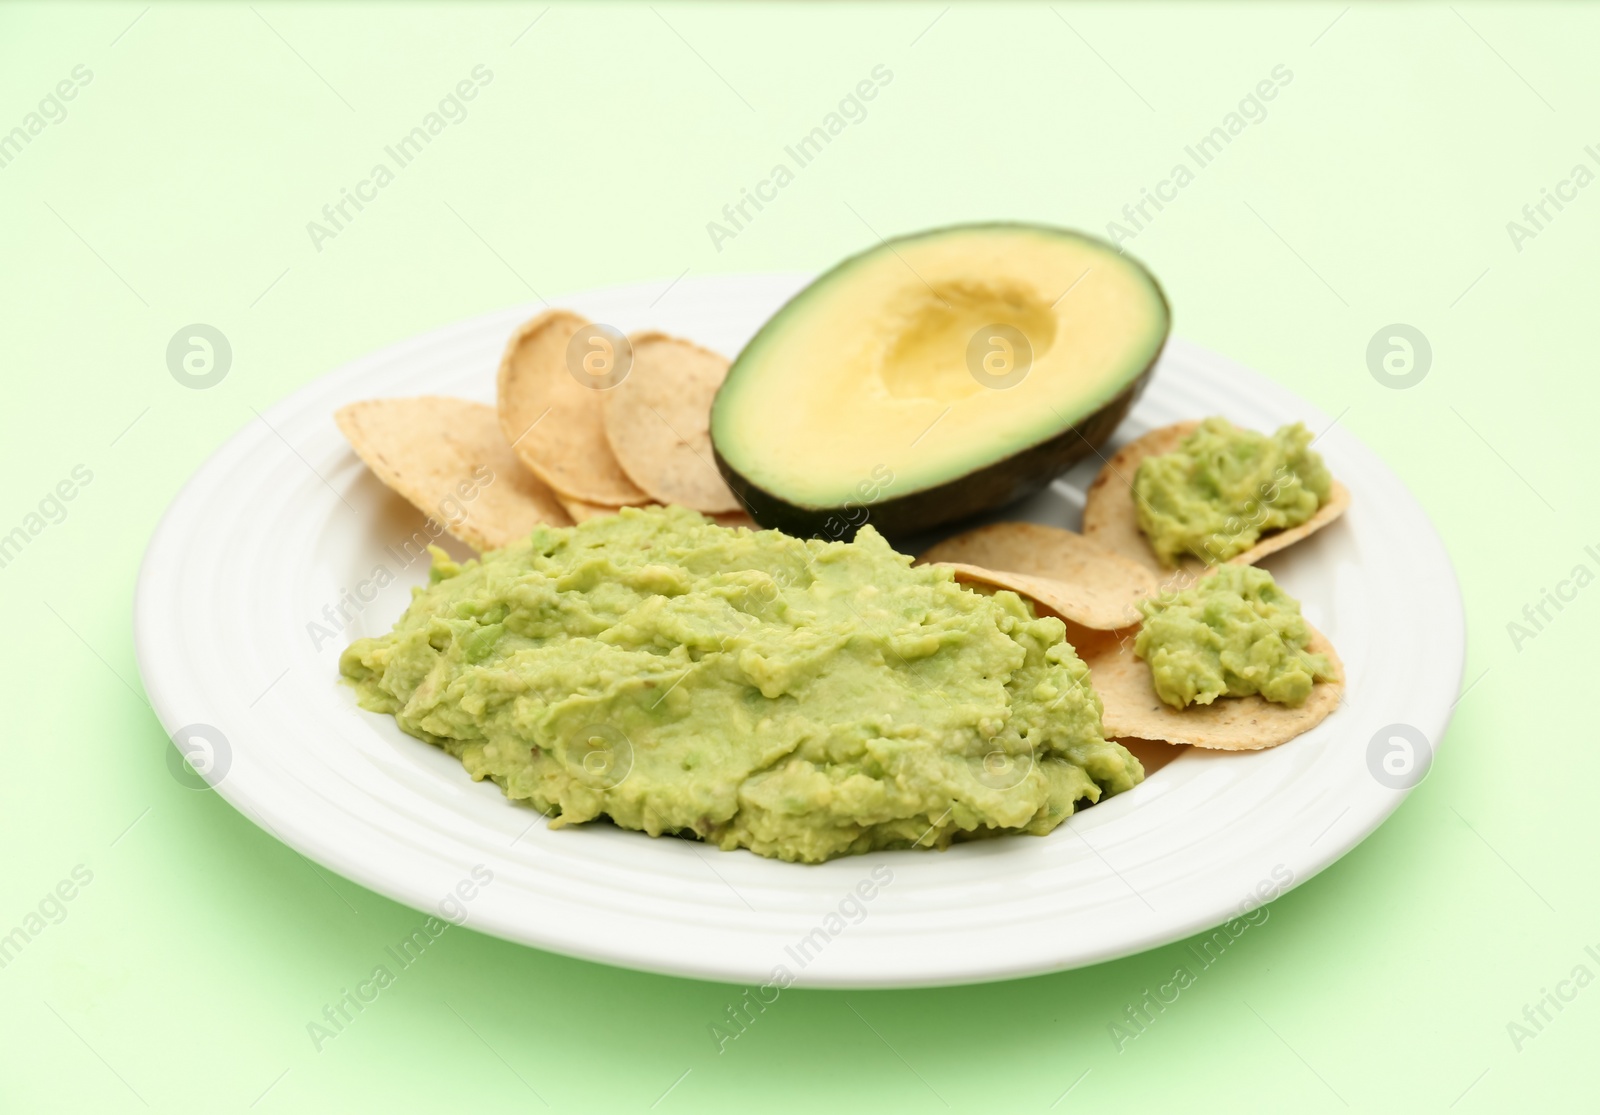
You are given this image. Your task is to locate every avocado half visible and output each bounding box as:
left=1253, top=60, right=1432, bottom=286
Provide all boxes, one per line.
left=711, top=223, right=1171, bottom=539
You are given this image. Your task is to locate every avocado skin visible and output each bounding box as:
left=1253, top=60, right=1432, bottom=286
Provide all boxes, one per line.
left=715, top=354, right=1160, bottom=542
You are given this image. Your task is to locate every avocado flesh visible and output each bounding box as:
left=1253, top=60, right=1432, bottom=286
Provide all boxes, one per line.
left=712, top=224, right=1170, bottom=539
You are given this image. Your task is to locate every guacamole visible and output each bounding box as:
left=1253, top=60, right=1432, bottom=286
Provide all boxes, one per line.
left=1133, top=418, right=1332, bottom=566
left=1133, top=565, right=1334, bottom=709
left=340, top=506, right=1142, bottom=863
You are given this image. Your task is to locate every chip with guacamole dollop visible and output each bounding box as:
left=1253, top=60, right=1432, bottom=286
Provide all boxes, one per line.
left=1133, top=417, right=1332, bottom=567
left=1133, top=564, right=1334, bottom=709
left=340, top=506, right=1143, bottom=863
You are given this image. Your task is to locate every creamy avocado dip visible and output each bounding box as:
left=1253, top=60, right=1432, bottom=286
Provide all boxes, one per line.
left=1133, top=565, right=1334, bottom=709
left=340, top=506, right=1142, bottom=863
left=1133, top=418, right=1332, bottom=566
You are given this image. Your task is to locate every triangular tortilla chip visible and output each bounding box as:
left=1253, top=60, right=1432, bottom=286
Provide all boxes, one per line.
left=711, top=509, right=759, bottom=529
left=601, top=331, right=742, bottom=514
left=920, top=522, right=1156, bottom=629
left=1082, top=420, right=1350, bottom=579
left=1072, top=622, right=1344, bottom=750
left=335, top=396, right=571, bottom=551
left=556, top=494, right=643, bottom=523
left=557, top=495, right=756, bottom=531
left=1117, top=737, right=1187, bottom=776
left=496, top=309, right=650, bottom=506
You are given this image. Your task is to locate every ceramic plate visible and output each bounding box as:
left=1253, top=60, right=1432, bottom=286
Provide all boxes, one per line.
left=133, top=274, right=1463, bottom=988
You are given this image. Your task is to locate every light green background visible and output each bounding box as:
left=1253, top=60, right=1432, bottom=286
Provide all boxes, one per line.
left=1, top=2, right=1592, bottom=1111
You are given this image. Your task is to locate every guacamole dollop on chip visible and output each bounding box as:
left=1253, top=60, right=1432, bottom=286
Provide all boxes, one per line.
left=340, top=506, right=1142, bottom=863
left=1133, top=565, right=1334, bottom=709
left=1133, top=417, right=1332, bottom=567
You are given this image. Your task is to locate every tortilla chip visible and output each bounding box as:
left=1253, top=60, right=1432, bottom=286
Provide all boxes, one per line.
left=335, top=397, right=572, bottom=551
left=1116, top=737, right=1187, bottom=776
left=557, top=496, right=755, bottom=530
left=600, top=331, right=742, bottom=514
left=496, top=309, right=650, bottom=506
left=1233, top=481, right=1351, bottom=563
left=920, top=522, right=1156, bottom=629
left=1082, top=421, right=1201, bottom=578
left=1073, top=622, right=1344, bottom=751
left=1081, top=420, right=1350, bottom=578
left=556, top=495, right=643, bottom=523
left=711, top=508, right=758, bottom=529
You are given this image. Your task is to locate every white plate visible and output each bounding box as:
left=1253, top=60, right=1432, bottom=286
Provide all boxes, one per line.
left=134, top=274, right=1463, bottom=988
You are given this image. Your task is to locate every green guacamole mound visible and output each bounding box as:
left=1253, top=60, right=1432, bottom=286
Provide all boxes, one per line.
left=1133, top=417, right=1332, bottom=566
left=340, top=505, right=1143, bottom=864
left=1133, top=565, right=1334, bottom=709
